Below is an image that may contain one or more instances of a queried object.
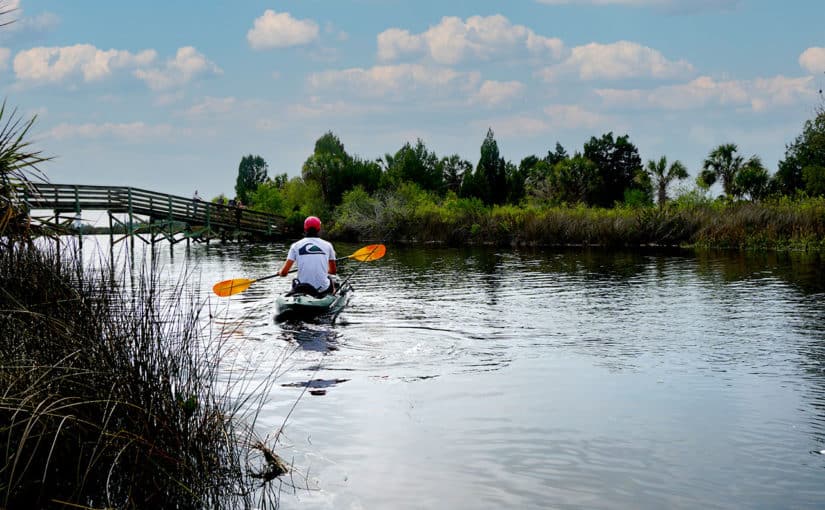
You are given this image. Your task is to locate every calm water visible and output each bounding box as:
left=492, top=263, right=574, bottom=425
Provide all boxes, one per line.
left=88, top=237, right=825, bottom=509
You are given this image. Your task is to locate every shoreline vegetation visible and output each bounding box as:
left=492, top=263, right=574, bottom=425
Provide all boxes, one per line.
left=327, top=189, right=825, bottom=251
left=219, top=104, right=825, bottom=252
left=0, top=244, right=285, bottom=508
left=1, top=103, right=289, bottom=507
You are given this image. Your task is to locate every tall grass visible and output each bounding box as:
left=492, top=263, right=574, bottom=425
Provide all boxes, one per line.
left=331, top=184, right=825, bottom=250
left=0, top=242, right=286, bottom=508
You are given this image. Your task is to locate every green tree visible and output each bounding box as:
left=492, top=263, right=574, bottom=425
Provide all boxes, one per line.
left=0, top=101, right=51, bottom=244
left=441, top=154, right=472, bottom=194
left=549, top=153, right=601, bottom=205
left=734, top=156, right=770, bottom=200
left=508, top=155, right=539, bottom=204
left=234, top=154, right=268, bottom=204
left=698, top=143, right=743, bottom=197
left=583, top=132, right=644, bottom=207
left=302, top=132, right=380, bottom=206
left=802, top=165, right=825, bottom=196
left=645, top=156, right=688, bottom=208
left=775, top=110, right=825, bottom=196
left=544, top=142, right=568, bottom=167
left=248, top=179, right=285, bottom=214
left=381, top=139, right=443, bottom=193
left=470, top=128, right=508, bottom=205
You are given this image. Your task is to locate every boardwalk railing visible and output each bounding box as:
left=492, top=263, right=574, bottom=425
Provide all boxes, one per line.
left=20, top=183, right=285, bottom=241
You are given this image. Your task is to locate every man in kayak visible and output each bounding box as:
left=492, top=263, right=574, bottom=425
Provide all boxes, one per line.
left=278, top=216, right=337, bottom=296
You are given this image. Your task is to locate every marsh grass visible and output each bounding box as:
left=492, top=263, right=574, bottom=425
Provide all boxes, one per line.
left=0, top=242, right=287, bottom=509
left=332, top=185, right=825, bottom=250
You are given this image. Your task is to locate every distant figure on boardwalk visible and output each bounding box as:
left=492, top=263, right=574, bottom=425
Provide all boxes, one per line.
left=192, top=190, right=202, bottom=215
left=233, top=198, right=243, bottom=227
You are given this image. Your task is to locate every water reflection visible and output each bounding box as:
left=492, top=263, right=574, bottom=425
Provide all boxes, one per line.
left=69, top=238, right=825, bottom=509
left=279, top=321, right=342, bottom=353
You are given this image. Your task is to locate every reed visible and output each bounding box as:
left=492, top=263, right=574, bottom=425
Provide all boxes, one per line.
left=0, top=242, right=284, bottom=509
left=331, top=185, right=825, bottom=250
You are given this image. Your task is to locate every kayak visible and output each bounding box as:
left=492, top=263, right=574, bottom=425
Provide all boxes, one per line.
left=274, top=278, right=352, bottom=322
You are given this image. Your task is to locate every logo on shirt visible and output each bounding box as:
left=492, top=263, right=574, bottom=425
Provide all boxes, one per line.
left=298, top=243, right=324, bottom=255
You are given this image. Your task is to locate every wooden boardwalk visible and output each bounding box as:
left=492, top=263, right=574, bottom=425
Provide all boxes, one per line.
left=20, top=183, right=286, bottom=245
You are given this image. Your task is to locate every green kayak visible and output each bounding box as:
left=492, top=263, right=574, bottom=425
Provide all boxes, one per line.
left=274, top=278, right=352, bottom=322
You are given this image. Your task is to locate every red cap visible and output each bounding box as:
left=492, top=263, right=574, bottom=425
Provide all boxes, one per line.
left=304, top=216, right=321, bottom=232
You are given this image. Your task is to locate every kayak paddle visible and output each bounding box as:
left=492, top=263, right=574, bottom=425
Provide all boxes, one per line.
left=212, top=243, right=386, bottom=297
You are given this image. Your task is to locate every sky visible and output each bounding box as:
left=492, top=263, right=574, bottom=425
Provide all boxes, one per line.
left=1, top=0, right=824, bottom=200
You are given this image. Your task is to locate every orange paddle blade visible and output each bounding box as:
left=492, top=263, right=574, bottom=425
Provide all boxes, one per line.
left=349, top=244, right=386, bottom=262
left=212, top=278, right=256, bottom=297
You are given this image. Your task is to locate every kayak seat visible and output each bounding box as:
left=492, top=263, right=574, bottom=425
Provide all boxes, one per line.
left=285, top=277, right=336, bottom=298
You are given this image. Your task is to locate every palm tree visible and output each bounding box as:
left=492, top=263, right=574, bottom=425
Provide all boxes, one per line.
left=646, top=156, right=688, bottom=208
left=0, top=100, right=51, bottom=243
left=734, top=155, right=770, bottom=200
left=698, top=143, right=744, bottom=197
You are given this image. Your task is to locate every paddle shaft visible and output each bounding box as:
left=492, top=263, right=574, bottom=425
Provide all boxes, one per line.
left=333, top=244, right=384, bottom=294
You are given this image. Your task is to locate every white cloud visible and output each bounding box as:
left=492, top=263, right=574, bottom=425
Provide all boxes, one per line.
left=471, top=80, right=524, bottom=106
left=13, top=44, right=156, bottom=84
left=539, top=40, right=693, bottom=81
left=133, top=46, right=221, bottom=91
left=535, top=0, right=740, bottom=14
left=247, top=9, right=319, bottom=50
left=543, top=104, right=610, bottom=129
left=46, top=121, right=179, bottom=141
left=799, top=47, right=825, bottom=75
left=0, top=48, right=10, bottom=69
left=185, top=96, right=237, bottom=117
left=377, top=14, right=563, bottom=64
left=0, top=1, right=59, bottom=34
left=287, top=96, right=386, bottom=119
left=308, top=63, right=481, bottom=98
left=377, top=28, right=425, bottom=61
left=595, top=75, right=814, bottom=112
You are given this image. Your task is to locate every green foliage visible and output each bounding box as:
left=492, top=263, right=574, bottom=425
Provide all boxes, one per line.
left=0, top=100, right=52, bottom=244
left=302, top=132, right=380, bottom=205
left=735, top=156, right=770, bottom=200
left=248, top=179, right=285, bottom=215
left=0, top=245, right=279, bottom=508
left=235, top=154, right=268, bottom=204
left=544, top=142, right=568, bottom=166
left=803, top=165, right=825, bottom=196
left=381, top=139, right=443, bottom=193
left=583, top=132, right=644, bottom=207
left=776, top=110, right=825, bottom=195
left=646, top=156, right=688, bottom=208
left=467, top=128, right=508, bottom=205
left=549, top=153, right=601, bottom=205
left=330, top=181, right=825, bottom=250
left=700, top=143, right=744, bottom=197
left=623, top=188, right=652, bottom=208
left=332, top=185, right=378, bottom=239
left=250, top=176, right=328, bottom=234
left=441, top=154, right=472, bottom=194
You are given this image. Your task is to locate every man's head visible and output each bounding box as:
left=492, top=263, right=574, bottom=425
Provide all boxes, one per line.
left=304, top=215, right=321, bottom=236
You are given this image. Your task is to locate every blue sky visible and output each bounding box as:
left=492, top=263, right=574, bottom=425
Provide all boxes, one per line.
left=1, top=0, right=823, bottom=199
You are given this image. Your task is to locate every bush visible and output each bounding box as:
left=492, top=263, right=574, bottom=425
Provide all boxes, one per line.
left=0, top=244, right=284, bottom=508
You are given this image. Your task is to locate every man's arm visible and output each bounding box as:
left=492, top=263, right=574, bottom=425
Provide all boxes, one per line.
left=328, top=259, right=337, bottom=275
left=279, top=259, right=294, bottom=277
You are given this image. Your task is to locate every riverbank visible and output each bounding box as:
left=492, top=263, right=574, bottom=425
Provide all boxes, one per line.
left=0, top=242, right=284, bottom=508
left=329, top=190, right=825, bottom=251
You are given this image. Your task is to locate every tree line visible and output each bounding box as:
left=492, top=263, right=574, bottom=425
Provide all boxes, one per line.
left=228, top=106, right=825, bottom=230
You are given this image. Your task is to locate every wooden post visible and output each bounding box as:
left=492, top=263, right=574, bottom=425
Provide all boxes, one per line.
left=127, top=188, right=134, bottom=253
left=74, top=185, right=82, bottom=251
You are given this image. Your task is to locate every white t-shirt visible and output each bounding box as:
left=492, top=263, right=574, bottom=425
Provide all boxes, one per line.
left=287, top=237, right=336, bottom=291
